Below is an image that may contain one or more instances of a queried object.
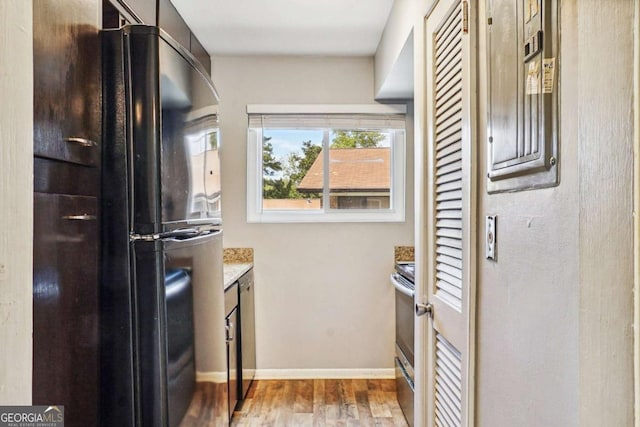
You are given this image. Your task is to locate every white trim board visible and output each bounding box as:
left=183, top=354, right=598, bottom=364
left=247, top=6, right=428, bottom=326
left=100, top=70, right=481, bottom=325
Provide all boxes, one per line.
left=634, top=0, right=640, bottom=424
left=246, top=104, right=407, bottom=115
left=253, top=369, right=395, bottom=380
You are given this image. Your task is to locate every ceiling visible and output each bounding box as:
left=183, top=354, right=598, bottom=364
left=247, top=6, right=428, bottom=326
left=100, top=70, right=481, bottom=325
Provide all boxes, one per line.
left=170, top=0, right=395, bottom=56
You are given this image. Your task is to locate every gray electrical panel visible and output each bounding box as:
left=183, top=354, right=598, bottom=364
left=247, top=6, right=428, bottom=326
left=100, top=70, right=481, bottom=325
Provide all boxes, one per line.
left=486, top=0, right=559, bottom=193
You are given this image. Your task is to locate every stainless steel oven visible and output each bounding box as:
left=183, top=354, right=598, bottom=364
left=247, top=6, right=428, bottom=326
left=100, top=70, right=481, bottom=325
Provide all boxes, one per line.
left=390, top=262, right=415, bottom=427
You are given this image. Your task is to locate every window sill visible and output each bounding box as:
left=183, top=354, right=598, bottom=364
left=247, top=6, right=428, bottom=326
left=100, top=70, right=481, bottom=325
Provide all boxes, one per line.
left=246, top=209, right=405, bottom=224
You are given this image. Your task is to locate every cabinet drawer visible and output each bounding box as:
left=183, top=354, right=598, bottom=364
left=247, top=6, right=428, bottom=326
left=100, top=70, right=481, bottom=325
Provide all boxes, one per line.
left=34, top=157, right=99, bottom=196
left=33, top=0, right=101, bottom=166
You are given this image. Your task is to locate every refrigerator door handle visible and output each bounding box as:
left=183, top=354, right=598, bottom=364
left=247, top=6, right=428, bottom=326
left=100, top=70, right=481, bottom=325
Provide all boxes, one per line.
left=131, top=228, right=222, bottom=242
left=130, top=228, right=200, bottom=242
left=156, top=228, right=200, bottom=239
left=226, top=321, right=234, bottom=342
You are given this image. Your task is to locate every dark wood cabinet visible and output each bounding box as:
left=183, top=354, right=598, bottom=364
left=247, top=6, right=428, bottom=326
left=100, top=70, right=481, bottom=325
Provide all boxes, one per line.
left=121, top=0, right=157, bottom=24
left=33, top=0, right=101, bottom=167
left=33, top=157, right=99, bottom=196
left=106, top=0, right=212, bottom=75
left=32, top=1, right=101, bottom=426
left=157, top=0, right=212, bottom=76
left=190, top=32, right=211, bottom=75
left=158, top=0, right=191, bottom=50
left=157, top=0, right=211, bottom=75
left=33, top=193, right=99, bottom=427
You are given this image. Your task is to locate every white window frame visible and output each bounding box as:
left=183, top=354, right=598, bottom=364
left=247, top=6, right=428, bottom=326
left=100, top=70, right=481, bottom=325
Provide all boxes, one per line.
left=246, top=104, right=407, bottom=223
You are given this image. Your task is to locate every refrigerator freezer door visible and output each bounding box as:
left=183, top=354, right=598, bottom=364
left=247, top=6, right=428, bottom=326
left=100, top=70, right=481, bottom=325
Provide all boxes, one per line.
left=102, top=25, right=220, bottom=236
left=158, top=34, right=221, bottom=227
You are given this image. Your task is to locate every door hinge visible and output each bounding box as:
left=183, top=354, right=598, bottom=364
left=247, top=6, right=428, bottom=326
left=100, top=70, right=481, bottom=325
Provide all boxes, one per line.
left=462, top=1, right=469, bottom=34
left=416, top=302, right=433, bottom=317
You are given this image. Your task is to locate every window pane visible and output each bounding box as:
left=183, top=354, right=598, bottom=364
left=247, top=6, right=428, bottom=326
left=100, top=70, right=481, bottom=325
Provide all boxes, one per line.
left=262, top=129, right=323, bottom=210
left=328, top=130, right=392, bottom=210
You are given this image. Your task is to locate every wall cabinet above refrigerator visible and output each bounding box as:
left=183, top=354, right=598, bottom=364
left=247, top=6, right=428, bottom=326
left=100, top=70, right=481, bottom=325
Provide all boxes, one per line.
left=107, top=0, right=212, bottom=75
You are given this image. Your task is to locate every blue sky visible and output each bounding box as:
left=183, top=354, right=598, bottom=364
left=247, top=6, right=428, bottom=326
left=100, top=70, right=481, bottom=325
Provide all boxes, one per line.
left=264, top=129, right=391, bottom=159
left=264, top=129, right=323, bottom=158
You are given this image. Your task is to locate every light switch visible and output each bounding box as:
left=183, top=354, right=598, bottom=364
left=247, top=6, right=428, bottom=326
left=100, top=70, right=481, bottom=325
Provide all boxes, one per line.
left=486, top=215, right=497, bottom=261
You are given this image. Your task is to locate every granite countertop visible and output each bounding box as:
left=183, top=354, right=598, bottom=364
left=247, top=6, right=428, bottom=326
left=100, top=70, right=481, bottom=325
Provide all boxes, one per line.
left=223, top=263, right=253, bottom=291
left=394, top=246, right=415, bottom=263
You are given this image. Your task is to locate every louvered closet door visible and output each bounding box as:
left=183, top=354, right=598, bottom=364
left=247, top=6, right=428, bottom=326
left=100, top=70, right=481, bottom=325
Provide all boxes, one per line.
left=424, top=1, right=476, bottom=426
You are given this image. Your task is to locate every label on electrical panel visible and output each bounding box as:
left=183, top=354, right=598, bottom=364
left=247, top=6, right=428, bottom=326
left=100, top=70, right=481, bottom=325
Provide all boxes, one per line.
left=542, top=58, right=556, bottom=93
left=525, top=0, right=539, bottom=23
left=530, top=0, right=539, bottom=19
left=526, top=60, right=540, bottom=95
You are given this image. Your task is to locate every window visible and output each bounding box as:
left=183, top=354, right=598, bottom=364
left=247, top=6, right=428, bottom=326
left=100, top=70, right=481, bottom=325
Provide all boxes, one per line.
left=247, top=105, right=406, bottom=223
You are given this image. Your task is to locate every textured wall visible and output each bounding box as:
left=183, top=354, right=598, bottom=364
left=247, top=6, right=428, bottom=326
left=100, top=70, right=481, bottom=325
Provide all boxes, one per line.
left=577, top=0, right=635, bottom=425
left=474, top=1, right=634, bottom=426
left=412, top=0, right=635, bottom=426
left=211, top=56, right=415, bottom=373
left=0, top=0, right=33, bottom=404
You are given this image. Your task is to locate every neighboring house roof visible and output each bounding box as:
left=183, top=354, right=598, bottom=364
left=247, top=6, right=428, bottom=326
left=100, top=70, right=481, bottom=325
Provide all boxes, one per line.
left=297, top=147, right=390, bottom=192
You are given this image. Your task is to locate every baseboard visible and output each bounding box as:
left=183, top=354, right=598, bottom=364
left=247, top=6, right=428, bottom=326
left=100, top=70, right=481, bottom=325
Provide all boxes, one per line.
left=195, top=371, right=226, bottom=383
left=253, top=368, right=395, bottom=380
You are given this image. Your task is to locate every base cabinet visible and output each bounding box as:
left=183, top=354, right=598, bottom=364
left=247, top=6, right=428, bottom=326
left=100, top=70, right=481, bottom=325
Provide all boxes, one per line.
left=238, top=269, right=256, bottom=399
left=224, top=282, right=239, bottom=419
left=32, top=193, right=99, bottom=426
left=223, top=268, right=255, bottom=421
left=226, top=306, right=239, bottom=418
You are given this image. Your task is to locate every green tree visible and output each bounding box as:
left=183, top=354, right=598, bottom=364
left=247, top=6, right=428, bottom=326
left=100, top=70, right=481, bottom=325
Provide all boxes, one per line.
left=285, top=140, right=322, bottom=199
left=262, top=136, right=282, bottom=177
left=287, top=141, right=322, bottom=185
left=262, top=136, right=289, bottom=199
left=330, top=130, right=385, bottom=148
left=263, top=177, right=293, bottom=199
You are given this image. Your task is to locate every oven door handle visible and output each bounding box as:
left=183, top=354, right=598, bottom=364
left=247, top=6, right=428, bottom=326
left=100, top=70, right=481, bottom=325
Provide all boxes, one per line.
left=390, top=274, right=415, bottom=298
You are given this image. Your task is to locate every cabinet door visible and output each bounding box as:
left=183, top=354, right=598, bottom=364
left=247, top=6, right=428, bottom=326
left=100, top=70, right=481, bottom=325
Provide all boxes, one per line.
left=190, top=33, right=211, bottom=75
left=226, top=307, right=239, bottom=418
left=122, top=0, right=157, bottom=24
left=158, top=0, right=191, bottom=49
left=33, top=0, right=101, bottom=166
left=239, top=275, right=256, bottom=399
left=33, top=193, right=99, bottom=426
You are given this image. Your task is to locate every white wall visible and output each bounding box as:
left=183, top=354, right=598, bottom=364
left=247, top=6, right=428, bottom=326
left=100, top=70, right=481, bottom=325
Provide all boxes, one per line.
left=0, top=0, right=33, bottom=404
left=475, top=0, right=579, bottom=422
left=374, top=0, right=415, bottom=99
left=211, top=56, right=414, bottom=373
left=576, top=1, right=634, bottom=425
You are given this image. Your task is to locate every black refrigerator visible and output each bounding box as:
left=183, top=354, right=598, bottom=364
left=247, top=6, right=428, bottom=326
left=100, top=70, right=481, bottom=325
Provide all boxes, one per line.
left=100, top=25, right=226, bottom=427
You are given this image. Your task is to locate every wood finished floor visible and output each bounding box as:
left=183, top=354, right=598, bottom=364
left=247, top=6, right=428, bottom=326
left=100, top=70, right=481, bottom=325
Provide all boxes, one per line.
left=230, top=379, right=410, bottom=427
